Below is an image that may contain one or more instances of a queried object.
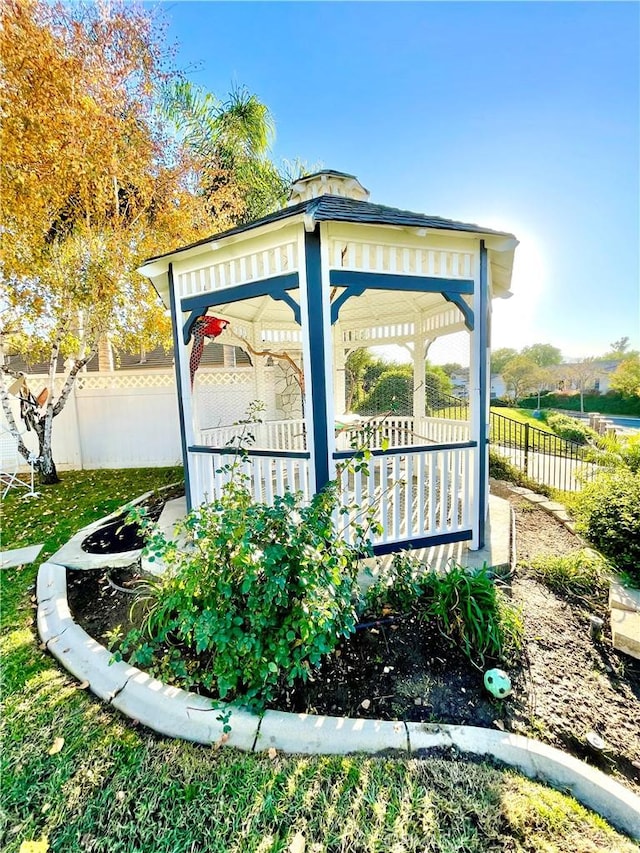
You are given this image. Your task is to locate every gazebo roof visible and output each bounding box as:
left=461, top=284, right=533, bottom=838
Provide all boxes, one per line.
left=142, top=194, right=516, bottom=267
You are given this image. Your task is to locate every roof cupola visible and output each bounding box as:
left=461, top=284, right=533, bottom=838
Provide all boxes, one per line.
left=287, top=169, right=370, bottom=205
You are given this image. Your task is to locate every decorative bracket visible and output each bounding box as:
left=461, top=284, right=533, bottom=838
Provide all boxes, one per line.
left=181, top=272, right=301, bottom=344
left=443, top=293, right=474, bottom=331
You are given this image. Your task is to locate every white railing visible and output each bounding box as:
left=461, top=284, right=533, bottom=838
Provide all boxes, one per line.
left=336, top=416, right=470, bottom=450
left=199, top=416, right=470, bottom=453
left=200, top=419, right=307, bottom=451
left=189, top=448, right=311, bottom=505
left=188, top=441, right=476, bottom=551
left=335, top=443, right=476, bottom=549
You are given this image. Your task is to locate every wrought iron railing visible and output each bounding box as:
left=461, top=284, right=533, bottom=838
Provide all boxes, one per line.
left=489, top=411, right=600, bottom=492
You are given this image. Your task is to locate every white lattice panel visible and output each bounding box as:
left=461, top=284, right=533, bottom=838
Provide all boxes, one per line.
left=177, top=240, right=299, bottom=299
left=195, top=371, right=254, bottom=387
left=76, top=373, right=175, bottom=390
left=329, top=238, right=474, bottom=279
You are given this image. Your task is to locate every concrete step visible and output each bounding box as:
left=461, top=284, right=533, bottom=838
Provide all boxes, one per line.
left=611, top=608, right=640, bottom=660
left=609, top=579, right=640, bottom=613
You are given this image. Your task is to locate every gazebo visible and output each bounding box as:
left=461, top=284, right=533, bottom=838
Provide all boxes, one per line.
left=139, top=171, right=517, bottom=555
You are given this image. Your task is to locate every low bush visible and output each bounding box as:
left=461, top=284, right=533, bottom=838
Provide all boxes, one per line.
left=546, top=413, right=598, bottom=445
left=365, top=554, right=523, bottom=668
left=527, top=549, right=611, bottom=598
left=117, top=469, right=373, bottom=710
left=520, top=392, right=640, bottom=416
left=571, top=469, right=640, bottom=586
left=488, top=450, right=552, bottom=497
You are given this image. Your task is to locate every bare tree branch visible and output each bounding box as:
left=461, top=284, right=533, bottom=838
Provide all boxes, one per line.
left=52, top=347, right=98, bottom=416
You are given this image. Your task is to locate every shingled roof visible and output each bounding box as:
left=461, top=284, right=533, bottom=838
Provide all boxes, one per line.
left=143, top=194, right=516, bottom=266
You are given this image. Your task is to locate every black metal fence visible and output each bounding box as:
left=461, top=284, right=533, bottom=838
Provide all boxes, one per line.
left=489, top=411, right=598, bottom=492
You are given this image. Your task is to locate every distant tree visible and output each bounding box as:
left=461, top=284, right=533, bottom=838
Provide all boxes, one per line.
left=520, top=343, right=562, bottom=368
left=610, top=355, right=640, bottom=398
left=502, top=356, right=544, bottom=402
left=424, top=362, right=453, bottom=404
left=161, top=80, right=289, bottom=227
left=344, top=348, right=375, bottom=411
left=609, top=337, right=630, bottom=357
left=532, top=367, right=554, bottom=409
left=567, top=358, right=599, bottom=413
left=491, top=348, right=518, bottom=375
left=439, top=362, right=464, bottom=378
left=356, top=369, right=413, bottom=416
left=0, top=0, right=287, bottom=483
left=602, top=336, right=639, bottom=362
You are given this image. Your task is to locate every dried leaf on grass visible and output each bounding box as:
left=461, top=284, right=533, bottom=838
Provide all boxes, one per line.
left=19, top=839, right=49, bottom=853
left=288, top=832, right=306, bottom=853
left=48, top=737, right=64, bottom=755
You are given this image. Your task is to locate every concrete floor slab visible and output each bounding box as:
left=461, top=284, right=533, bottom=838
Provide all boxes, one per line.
left=611, top=608, right=640, bottom=659
left=0, top=543, right=43, bottom=569
left=610, top=580, right=640, bottom=613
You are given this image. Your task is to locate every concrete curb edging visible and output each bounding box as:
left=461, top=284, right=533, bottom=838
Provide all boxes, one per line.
left=36, top=560, right=640, bottom=840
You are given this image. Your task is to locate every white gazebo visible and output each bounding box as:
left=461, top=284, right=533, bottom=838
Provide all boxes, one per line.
left=139, top=170, right=517, bottom=555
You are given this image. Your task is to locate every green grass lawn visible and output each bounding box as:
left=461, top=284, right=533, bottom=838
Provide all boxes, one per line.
left=1, top=468, right=636, bottom=853
left=490, top=407, right=556, bottom=435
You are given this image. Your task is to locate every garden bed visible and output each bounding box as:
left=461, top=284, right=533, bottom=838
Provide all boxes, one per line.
left=66, top=481, right=640, bottom=795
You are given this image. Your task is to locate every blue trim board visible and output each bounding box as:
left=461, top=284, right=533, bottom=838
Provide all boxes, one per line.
left=329, top=270, right=473, bottom=293
left=477, top=240, right=489, bottom=549
left=304, top=228, right=331, bottom=491
left=333, top=440, right=477, bottom=460
left=372, top=529, right=472, bottom=556
left=168, top=264, right=192, bottom=513
left=188, top=445, right=311, bottom=460
left=181, top=272, right=300, bottom=343
left=328, top=271, right=474, bottom=326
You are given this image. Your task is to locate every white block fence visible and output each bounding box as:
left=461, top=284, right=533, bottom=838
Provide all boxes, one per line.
left=2, top=368, right=276, bottom=471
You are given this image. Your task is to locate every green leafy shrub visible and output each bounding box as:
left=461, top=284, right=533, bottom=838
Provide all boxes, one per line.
left=571, top=469, right=640, bottom=586
left=520, top=392, right=640, bottom=417
left=527, top=549, right=611, bottom=598
left=365, top=555, right=523, bottom=668
left=118, top=470, right=373, bottom=710
left=546, top=413, right=598, bottom=445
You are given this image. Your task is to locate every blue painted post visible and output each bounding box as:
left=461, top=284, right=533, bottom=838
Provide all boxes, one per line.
left=300, top=228, right=334, bottom=493
left=477, top=241, right=489, bottom=549
left=167, top=263, right=193, bottom=511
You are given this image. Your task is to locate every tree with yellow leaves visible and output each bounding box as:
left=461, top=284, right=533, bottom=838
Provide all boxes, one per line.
left=1, top=0, right=285, bottom=482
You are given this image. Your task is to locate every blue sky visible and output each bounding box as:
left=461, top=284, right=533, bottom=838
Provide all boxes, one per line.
left=151, top=0, right=639, bottom=361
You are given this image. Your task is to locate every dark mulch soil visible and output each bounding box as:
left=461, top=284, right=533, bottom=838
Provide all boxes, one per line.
left=80, top=486, right=182, bottom=554
left=66, top=480, right=640, bottom=794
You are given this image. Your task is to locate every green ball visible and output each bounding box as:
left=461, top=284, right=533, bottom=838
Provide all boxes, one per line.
left=484, top=668, right=512, bottom=698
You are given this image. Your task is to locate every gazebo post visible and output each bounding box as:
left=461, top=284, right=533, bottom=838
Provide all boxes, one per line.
left=333, top=324, right=347, bottom=418
left=412, top=333, right=427, bottom=421
left=167, top=263, right=196, bottom=512
left=299, top=226, right=336, bottom=494
left=469, top=240, right=489, bottom=550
